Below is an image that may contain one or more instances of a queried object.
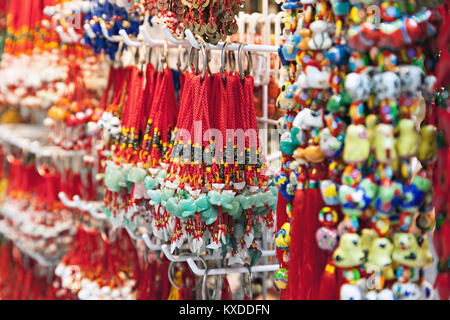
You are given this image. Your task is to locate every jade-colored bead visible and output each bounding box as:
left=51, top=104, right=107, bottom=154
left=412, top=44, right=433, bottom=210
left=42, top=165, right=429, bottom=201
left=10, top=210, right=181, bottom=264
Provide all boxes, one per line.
left=127, top=166, right=147, bottom=184
left=144, top=176, right=159, bottom=190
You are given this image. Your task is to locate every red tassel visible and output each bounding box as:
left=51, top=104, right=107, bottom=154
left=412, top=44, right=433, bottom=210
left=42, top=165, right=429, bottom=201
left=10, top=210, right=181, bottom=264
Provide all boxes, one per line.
left=317, top=260, right=339, bottom=300
left=285, top=187, right=305, bottom=300
left=275, top=192, right=289, bottom=269
left=221, top=275, right=232, bottom=300
left=286, top=187, right=329, bottom=300
left=435, top=272, right=450, bottom=300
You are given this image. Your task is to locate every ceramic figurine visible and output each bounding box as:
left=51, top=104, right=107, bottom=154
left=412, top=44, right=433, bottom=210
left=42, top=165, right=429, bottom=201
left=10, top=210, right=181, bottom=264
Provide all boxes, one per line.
left=365, top=114, right=378, bottom=149
left=372, top=71, right=401, bottom=124
left=398, top=65, right=424, bottom=118
left=343, top=124, right=370, bottom=164
left=282, top=32, right=302, bottom=61
left=366, top=237, right=396, bottom=281
left=397, top=118, right=420, bottom=158
left=292, top=107, right=324, bottom=132
left=373, top=178, right=403, bottom=217
left=276, top=222, right=291, bottom=250
left=296, top=66, right=331, bottom=89
left=316, top=207, right=339, bottom=251
left=345, top=72, right=372, bottom=124
left=374, top=124, right=398, bottom=165
left=339, top=177, right=378, bottom=217
left=392, top=232, right=426, bottom=268
left=308, top=20, right=333, bottom=50
left=332, top=233, right=366, bottom=268
left=418, top=124, right=437, bottom=164
left=276, top=82, right=298, bottom=110
left=399, top=171, right=432, bottom=213
left=319, top=127, right=344, bottom=158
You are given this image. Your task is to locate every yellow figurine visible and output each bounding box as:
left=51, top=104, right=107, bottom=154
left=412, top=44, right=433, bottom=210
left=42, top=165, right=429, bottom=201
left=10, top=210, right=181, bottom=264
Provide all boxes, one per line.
left=374, top=124, right=397, bottom=165
left=392, top=232, right=426, bottom=268
left=365, top=114, right=378, bottom=149
left=332, top=233, right=365, bottom=268
left=366, top=237, right=395, bottom=281
left=343, top=124, right=370, bottom=164
left=397, top=119, right=420, bottom=158
left=418, top=125, right=437, bottom=164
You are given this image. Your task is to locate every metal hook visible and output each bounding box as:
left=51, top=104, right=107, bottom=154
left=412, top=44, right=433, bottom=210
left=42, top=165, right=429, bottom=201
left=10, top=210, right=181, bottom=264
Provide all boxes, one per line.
left=168, top=260, right=181, bottom=290
left=176, top=45, right=183, bottom=73
left=189, top=47, right=200, bottom=75
left=200, top=257, right=220, bottom=300
left=238, top=43, right=252, bottom=81
left=200, top=43, right=207, bottom=80
left=220, top=42, right=230, bottom=83
left=242, top=264, right=253, bottom=300
left=160, top=40, right=169, bottom=70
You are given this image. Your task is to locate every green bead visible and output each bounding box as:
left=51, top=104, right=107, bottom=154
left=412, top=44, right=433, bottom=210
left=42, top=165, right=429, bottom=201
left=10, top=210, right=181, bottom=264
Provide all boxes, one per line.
left=234, top=222, right=244, bottom=240
left=207, top=190, right=222, bottom=206
left=237, top=194, right=252, bottom=210
left=144, top=176, right=159, bottom=190
left=180, top=197, right=196, bottom=217
left=166, top=197, right=181, bottom=217
left=221, top=191, right=235, bottom=210
left=128, top=166, right=147, bottom=184
left=253, top=193, right=266, bottom=208
left=147, top=189, right=162, bottom=205
left=224, top=201, right=242, bottom=219
left=195, top=194, right=210, bottom=212
left=202, top=207, right=219, bottom=225
left=104, top=161, right=122, bottom=192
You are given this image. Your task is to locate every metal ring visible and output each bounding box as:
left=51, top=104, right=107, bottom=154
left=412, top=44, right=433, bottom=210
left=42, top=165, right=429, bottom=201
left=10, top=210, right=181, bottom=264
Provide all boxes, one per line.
left=168, top=261, right=181, bottom=290
left=246, top=264, right=253, bottom=300
left=199, top=43, right=207, bottom=80
left=220, top=42, right=230, bottom=83
left=176, top=45, right=183, bottom=72
left=188, top=46, right=199, bottom=74
left=238, top=43, right=252, bottom=81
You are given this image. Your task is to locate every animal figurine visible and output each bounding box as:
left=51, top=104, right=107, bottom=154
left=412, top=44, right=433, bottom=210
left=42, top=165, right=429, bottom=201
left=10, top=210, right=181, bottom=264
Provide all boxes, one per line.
left=345, top=72, right=372, bottom=124
left=281, top=32, right=302, bottom=61
left=373, top=178, right=403, bottom=217
left=276, top=82, right=297, bottom=110
left=374, top=124, right=398, bottom=165
left=332, top=233, right=366, bottom=268
left=418, top=124, right=437, bottom=164
left=397, top=118, right=421, bottom=177
left=392, top=232, right=431, bottom=270
left=343, top=124, right=370, bottom=164
left=294, top=145, right=326, bottom=163
left=372, top=72, right=401, bottom=124
left=280, top=131, right=297, bottom=156
left=308, top=20, right=332, bottom=50
left=296, top=66, right=331, bottom=89
left=339, top=177, right=378, bottom=217
left=398, top=171, right=432, bottom=213
left=326, top=44, right=351, bottom=67
left=398, top=65, right=424, bottom=118
left=366, top=237, right=396, bottom=281
left=292, top=107, right=324, bottom=132
left=365, top=114, right=378, bottom=149
left=319, top=127, right=344, bottom=158
left=347, top=22, right=379, bottom=52
left=276, top=222, right=291, bottom=250
left=297, top=28, right=312, bottom=50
